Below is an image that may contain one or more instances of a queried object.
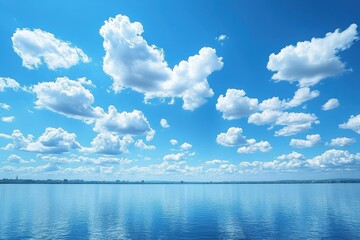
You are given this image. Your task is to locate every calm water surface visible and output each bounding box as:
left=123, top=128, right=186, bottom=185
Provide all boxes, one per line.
left=0, top=184, right=359, bottom=239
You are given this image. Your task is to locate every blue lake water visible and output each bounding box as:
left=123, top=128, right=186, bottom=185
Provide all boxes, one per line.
left=0, top=184, right=359, bottom=239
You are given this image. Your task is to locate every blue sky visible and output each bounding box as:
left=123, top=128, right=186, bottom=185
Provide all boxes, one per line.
left=1, top=0, right=360, bottom=181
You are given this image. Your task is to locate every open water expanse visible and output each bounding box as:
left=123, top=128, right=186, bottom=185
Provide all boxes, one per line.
left=0, top=184, right=359, bottom=239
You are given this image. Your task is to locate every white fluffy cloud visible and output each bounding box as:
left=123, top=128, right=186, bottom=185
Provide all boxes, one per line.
left=307, top=149, right=360, bottom=168
left=12, top=28, right=90, bottom=70
left=180, top=142, right=192, bottom=151
left=339, top=114, right=360, bottom=134
left=33, top=77, right=102, bottom=120
left=135, top=139, right=155, bottom=150
left=216, top=127, right=247, bottom=146
left=290, top=134, right=321, bottom=148
left=163, top=153, right=185, bottom=161
left=276, top=151, right=304, bottom=161
left=322, top=98, right=340, bottom=111
left=1, top=128, right=80, bottom=154
left=284, top=87, right=320, bottom=108
left=249, top=110, right=320, bottom=136
left=7, top=154, right=28, bottom=163
left=216, top=89, right=259, bottom=119
left=160, top=118, right=170, bottom=128
left=259, top=87, right=319, bottom=111
left=170, top=139, right=178, bottom=145
left=84, top=132, right=133, bottom=155
left=0, top=77, right=20, bottom=91
left=1, top=116, right=15, bottom=123
left=329, top=137, right=356, bottom=147
left=216, top=127, right=272, bottom=154
left=237, top=140, right=272, bottom=154
left=217, top=87, right=319, bottom=122
left=94, top=105, right=153, bottom=137
left=0, top=103, right=11, bottom=110
left=267, top=24, right=358, bottom=87
left=100, top=14, right=223, bottom=110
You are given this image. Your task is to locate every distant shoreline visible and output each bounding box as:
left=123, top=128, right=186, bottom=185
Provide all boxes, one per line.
left=1, top=179, right=360, bottom=184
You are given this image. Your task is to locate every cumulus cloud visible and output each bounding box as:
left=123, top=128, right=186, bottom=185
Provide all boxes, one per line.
left=163, top=153, right=185, bottom=161
left=94, top=105, right=153, bottom=137
left=216, top=127, right=272, bottom=154
left=205, top=159, right=229, bottom=165
left=290, top=134, right=321, bottom=148
left=12, top=28, right=90, bottom=70
left=276, top=151, right=304, bottom=161
left=217, top=87, right=319, bottom=122
left=0, top=77, right=20, bottom=92
left=180, top=142, right=192, bottom=151
left=306, top=149, right=360, bottom=168
left=135, top=139, right=155, bottom=150
left=322, top=98, right=339, bottom=111
left=100, top=14, right=223, bottom=110
left=339, top=114, right=360, bottom=134
left=83, top=132, right=133, bottom=155
left=32, top=77, right=102, bottom=121
left=216, top=89, right=259, bottom=120
left=216, top=127, right=247, bottom=147
left=160, top=118, right=170, bottom=128
left=249, top=110, right=319, bottom=136
left=267, top=24, right=358, bottom=87
left=170, top=139, right=178, bottom=145
left=328, top=137, right=356, bottom=147
left=1, top=128, right=80, bottom=154
left=0, top=103, right=11, bottom=110
left=1, top=116, right=15, bottom=123
left=284, top=87, right=320, bottom=108
left=7, top=154, right=29, bottom=163
left=237, top=140, right=272, bottom=154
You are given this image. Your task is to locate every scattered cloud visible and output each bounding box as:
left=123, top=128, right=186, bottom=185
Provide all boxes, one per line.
left=249, top=110, right=319, bottom=136
left=276, top=151, right=304, bottom=161
left=7, top=154, right=30, bottom=163
left=135, top=139, right=155, bottom=150
left=328, top=137, right=356, bottom=147
left=237, top=140, right=272, bottom=154
left=100, top=14, right=223, bottom=110
left=83, top=132, right=133, bottom=155
left=306, top=149, right=360, bottom=168
left=160, top=118, right=170, bottom=128
left=94, top=105, right=153, bottom=137
left=322, top=98, right=340, bottom=111
left=32, top=77, right=102, bottom=121
left=12, top=28, right=90, bottom=70
left=259, top=87, right=319, bottom=110
left=284, top=87, right=320, bottom=108
left=38, top=154, right=133, bottom=165
left=180, top=142, right=192, bottom=151
left=1, top=128, right=80, bottom=154
left=339, top=114, right=360, bottom=134
left=0, top=103, right=11, bottom=110
left=170, top=139, right=178, bottom=145
left=216, top=34, right=228, bottom=41
left=216, top=89, right=259, bottom=120
left=205, top=159, right=229, bottom=165
left=267, top=24, right=358, bottom=87
left=0, top=77, right=20, bottom=92
left=216, top=127, right=247, bottom=147
left=1, top=116, right=15, bottom=123
left=216, top=127, right=272, bottom=154
left=163, top=153, right=185, bottom=161
left=290, top=134, right=321, bottom=148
